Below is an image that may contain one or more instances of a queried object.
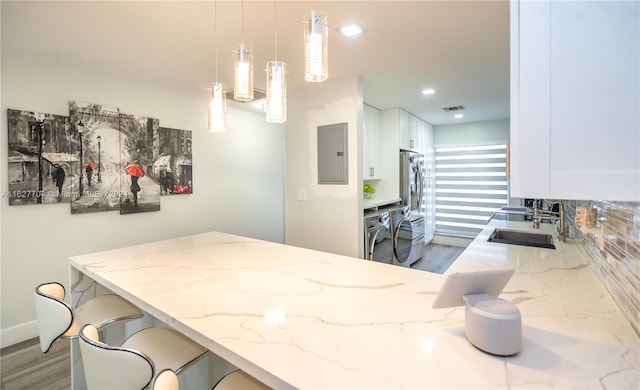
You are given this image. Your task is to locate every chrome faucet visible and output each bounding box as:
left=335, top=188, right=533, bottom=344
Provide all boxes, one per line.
left=533, top=200, right=567, bottom=242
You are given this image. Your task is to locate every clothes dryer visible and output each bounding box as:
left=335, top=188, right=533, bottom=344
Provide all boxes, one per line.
left=363, top=210, right=391, bottom=263
left=384, top=205, right=423, bottom=267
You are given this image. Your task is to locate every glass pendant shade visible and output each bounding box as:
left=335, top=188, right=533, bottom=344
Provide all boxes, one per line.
left=208, top=82, right=227, bottom=133
left=234, top=43, right=254, bottom=101
left=266, top=61, right=287, bottom=123
left=303, top=10, right=328, bottom=82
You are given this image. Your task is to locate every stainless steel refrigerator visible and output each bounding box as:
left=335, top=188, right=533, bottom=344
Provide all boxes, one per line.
left=399, top=150, right=426, bottom=265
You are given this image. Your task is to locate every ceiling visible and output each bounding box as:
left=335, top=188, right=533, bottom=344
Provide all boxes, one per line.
left=1, top=0, right=510, bottom=126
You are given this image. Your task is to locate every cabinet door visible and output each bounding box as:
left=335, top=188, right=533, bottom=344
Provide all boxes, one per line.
left=418, top=116, right=428, bottom=154
left=510, top=0, right=550, bottom=198
left=423, top=122, right=435, bottom=176
left=549, top=1, right=639, bottom=201
left=363, top=104, right=382, bottom=179
left=409, top=115, right=421, bottom=153
left=511, top=0, right=639, bottom=201
left=423, top=122, right=435, bottom=242
left=398, top=109, right=412, bottom=151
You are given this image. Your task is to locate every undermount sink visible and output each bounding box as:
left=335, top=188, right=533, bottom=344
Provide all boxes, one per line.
left=487, top=228, right=556, bottom=249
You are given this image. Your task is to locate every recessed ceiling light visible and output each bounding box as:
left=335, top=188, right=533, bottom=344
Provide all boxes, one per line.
left=455, top=114, right=464, bottom=119
left=422, top=88, right=435, bottom=95
left=339, top=24, right=364, bottom=37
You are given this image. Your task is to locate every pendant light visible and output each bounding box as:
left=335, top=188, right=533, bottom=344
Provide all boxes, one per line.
left=303, top=10, right=328, bottom=82
left=208, top=0, right=227, bottom=133
left=266, top=0, right=287, bottom=123
left=234, top=0, right=254, bottom=101
left=208, top=83, right=227, bottom=133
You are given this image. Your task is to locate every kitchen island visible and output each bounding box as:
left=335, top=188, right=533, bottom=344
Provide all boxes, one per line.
left=69, top=220, right=639, bottom=389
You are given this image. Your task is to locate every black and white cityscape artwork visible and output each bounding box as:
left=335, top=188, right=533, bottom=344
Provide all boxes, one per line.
left=156, top=127, right=193, bottom=196
left=6, top=102, right=191, bottom=215
left=7, top=109, right=73, bottom=205
left=69, top=101, right=123, bottom=214
left=118, top=112, right=161, bottom=214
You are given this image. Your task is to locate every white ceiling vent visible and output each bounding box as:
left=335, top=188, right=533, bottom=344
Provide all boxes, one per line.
left=442, top=105, right=465, bottom=112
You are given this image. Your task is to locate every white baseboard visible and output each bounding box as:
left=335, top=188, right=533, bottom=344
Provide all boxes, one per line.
left=1, top=320, right=38, bottom=349
left=430, top=234, right=473, bottom=248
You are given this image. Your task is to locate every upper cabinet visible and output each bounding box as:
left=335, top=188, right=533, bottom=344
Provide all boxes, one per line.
left=382, top=108, right=412, bottom=151
left=398, top=109, right=412, bottom=151
left=421, top=120, right=435, bottom=242
left=510, top=0, right=639, bottom=201
left=410, top=114, right=434, bottom=157
left=409, top=115, right=423, bottom=153
left=363, top=104, right=382, bottom=180
left=384, top=108, right=430, bottom=154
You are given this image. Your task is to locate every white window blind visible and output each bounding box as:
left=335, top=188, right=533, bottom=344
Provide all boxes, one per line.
left=435, top=144, right=508, bottom=237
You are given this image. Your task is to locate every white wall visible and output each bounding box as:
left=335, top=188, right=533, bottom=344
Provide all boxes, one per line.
left=284, top=77, right=363, bottom=258
left=434, top=118, right=510, bottom=147
left=0, top=52, right=285, bottom=347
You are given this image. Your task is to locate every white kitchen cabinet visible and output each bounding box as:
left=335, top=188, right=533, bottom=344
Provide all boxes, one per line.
left=396, top=109, right=412, bottom=151
left=422, top=121, right=436, bottom=242
left=363, top=104, right=382, bottom=179
left=409, top=114, right=423, bottom=153
left=389, top=108, right=424, bottom=153
left=510, top=0, right=639, bottom=201
left=423, top=121, right=435, bottom=177
left=409, top=113, right=435, bottom=156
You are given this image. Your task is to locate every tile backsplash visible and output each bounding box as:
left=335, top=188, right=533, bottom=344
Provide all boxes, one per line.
left=566, top=200, right=640, bottom=336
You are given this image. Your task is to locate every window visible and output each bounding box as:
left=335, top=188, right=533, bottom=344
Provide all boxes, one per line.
left=434, top=144, right=508, bottom=237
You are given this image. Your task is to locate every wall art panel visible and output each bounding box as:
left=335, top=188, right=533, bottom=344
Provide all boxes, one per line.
left=7, top=109, right=73, bottom=205
left=118, top=112, right=161, bottom=214
left=69, top=101, right=123, bottom=214
left=156, top=127, right=193, bottom=196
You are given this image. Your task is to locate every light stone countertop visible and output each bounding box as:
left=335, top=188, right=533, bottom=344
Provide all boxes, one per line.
left=69, top=220, right=639, bottom=389
left=362, top=196, right=401, bottom=210
left=448, top=219, right=639, bottom=389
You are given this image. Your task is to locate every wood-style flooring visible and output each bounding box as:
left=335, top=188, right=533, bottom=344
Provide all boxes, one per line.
left=0, top=244, right=463, bottom=390
left=1, top=337, right=70, bottom=390
left=411, top=243, right=465, bottom=274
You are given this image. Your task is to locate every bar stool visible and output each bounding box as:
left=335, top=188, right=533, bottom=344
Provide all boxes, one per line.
left=213, top=370, right=271, bottom=390
left=152, top=368, right=271, bottom=390
left=34, top=281, right=143, bottom=353
left=79, top=324, right=209, bottom=389
left=152, top=369, right=180, bottom=390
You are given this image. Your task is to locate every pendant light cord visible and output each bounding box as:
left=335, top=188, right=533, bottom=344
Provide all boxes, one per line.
left=241, top=0, right=245, bottom=44
left=214, top=0, right=218, bottom=83
left=273, top=0, right=278, bottom=61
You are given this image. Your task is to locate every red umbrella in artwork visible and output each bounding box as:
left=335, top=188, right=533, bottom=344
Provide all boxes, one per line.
left=124, top=164, right=144, bottom=177
left=85, top=162, right=97, bottom=169
left=125, top=163, right=145, bottom=177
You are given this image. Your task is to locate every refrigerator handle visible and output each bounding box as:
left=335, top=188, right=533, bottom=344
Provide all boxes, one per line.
left=417, top=165, right=425, bottom=211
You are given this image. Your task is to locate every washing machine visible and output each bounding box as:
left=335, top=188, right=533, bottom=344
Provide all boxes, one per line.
left=363, top=210, right=392, bottom=263
left=383, top=205, right=423, bottom=267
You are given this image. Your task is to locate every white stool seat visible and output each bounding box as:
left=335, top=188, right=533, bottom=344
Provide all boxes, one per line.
left=80, top=324, right=209, bottom=389
left=214, top=370, right=271, bottom=390
left=122, top=327, right=208, bottom=374
left=66, top=294, right=143, bottom=337
left=152, top=369, right=180, bottom=390
left=152, top=368, right=271, bottom=390
left=34, top=282, right=143, bottom=353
